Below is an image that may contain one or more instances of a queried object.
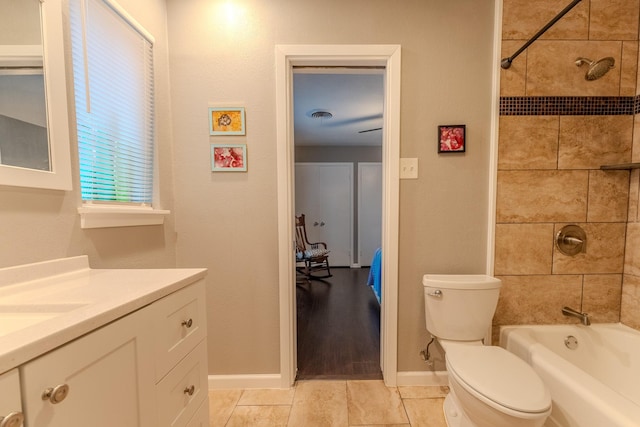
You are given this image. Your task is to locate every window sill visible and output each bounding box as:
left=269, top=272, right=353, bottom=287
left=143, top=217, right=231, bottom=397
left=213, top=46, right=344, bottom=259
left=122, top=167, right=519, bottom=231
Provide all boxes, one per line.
left=78, top=205, right=170, bottom=229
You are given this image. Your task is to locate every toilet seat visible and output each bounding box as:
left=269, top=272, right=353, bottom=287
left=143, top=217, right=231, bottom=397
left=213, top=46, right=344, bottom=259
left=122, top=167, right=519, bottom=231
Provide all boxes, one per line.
left=445, top=345, right=551, bottom=415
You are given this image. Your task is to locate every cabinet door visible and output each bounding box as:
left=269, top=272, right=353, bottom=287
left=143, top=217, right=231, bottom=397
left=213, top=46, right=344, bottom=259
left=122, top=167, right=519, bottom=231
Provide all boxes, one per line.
left=0, top=369, right=23, bottom=426
left=295, top=162, right=353, bottom=266
left=21, top=307, right=155, bottom=427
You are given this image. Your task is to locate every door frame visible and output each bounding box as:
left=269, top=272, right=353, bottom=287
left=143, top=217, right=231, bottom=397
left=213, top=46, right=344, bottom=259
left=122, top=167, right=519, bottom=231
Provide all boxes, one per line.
left=275, top=44, right=401, bottom=387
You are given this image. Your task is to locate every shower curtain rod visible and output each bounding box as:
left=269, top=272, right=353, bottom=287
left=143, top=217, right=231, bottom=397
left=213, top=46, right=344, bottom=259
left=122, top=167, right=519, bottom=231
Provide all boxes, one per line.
left=501, top=0, right=582, bottom=69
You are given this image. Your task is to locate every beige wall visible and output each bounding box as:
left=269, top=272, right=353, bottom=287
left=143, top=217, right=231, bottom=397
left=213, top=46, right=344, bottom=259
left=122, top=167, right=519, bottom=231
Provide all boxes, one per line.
left=0, top=0, right=177, bottom=269
left=166, top=0, right=497, bottom=375
left=495, top=0, right=640, bottom=334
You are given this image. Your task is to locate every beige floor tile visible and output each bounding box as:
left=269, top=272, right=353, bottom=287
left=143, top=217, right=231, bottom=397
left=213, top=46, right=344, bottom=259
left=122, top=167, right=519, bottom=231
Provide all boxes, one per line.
left=346, top=380, right=409, bottom=425
left=398, top=386, right=449, bottom=399
left=402, top=398, right=447, bottom=427
left=226, top=405, right=291, bottom=427
left=237, top=388, right=295, bottom=406
left=209, top=389, right=243, bottom=427
left=288, top=380, right=348, bottom=426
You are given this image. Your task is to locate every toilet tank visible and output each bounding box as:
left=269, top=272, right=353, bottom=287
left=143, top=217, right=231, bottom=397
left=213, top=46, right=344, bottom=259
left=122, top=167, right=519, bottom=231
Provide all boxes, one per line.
left=423, top=275, right=502, bottom=341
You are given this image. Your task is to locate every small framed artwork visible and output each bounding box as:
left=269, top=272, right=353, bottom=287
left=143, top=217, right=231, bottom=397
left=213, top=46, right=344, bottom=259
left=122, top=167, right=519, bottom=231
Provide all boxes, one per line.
left=211, top=144, right=247, bottom=172
left=438, top=125, right=466, bottom=153
left=209, top=107, right=246, bottom=135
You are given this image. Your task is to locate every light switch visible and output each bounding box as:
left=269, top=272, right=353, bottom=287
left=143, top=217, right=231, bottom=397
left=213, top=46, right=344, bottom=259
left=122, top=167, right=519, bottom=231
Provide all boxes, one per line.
left=400, top=158, right=418, bottom=179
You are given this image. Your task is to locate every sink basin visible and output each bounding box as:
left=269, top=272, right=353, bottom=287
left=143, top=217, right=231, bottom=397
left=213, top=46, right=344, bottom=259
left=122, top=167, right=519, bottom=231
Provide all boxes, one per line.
left=0, top=303, right=87, bottom=336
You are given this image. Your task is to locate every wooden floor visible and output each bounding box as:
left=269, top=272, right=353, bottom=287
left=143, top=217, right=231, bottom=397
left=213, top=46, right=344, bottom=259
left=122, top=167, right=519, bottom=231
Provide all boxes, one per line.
left=296, top=267, right=382, bottom=380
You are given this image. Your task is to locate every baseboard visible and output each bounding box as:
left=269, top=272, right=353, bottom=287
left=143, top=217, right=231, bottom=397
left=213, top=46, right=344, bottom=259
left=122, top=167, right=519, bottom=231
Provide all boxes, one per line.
left=208, top=374, right=285, bottom=389
left=396, top=370, right=449, bottom=386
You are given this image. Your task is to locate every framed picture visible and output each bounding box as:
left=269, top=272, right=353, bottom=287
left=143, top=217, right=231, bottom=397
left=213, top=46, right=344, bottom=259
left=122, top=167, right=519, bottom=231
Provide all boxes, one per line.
left=209, top=107, right=246, bottom=135
left=438, top=125, right=466, bottom=153
left=211, top=144, right=247, bottom=172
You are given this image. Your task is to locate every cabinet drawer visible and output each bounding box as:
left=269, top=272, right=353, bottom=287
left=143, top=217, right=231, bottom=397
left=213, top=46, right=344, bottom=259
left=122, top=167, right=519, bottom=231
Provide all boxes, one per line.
left=156, top=340, right=208, bottom=427
left=153, top=280, right=206, bottom=380
left=0, top=369, right=22, bottom=424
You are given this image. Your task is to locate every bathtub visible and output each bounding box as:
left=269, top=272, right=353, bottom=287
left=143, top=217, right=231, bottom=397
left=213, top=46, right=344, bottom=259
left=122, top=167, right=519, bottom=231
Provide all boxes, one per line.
left=500, top=323, right=640, bottom=427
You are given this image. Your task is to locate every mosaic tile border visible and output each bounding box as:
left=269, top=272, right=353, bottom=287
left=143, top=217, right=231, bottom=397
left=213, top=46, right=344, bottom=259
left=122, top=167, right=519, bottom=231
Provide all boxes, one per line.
left=500, top=96, right=640, bottom=116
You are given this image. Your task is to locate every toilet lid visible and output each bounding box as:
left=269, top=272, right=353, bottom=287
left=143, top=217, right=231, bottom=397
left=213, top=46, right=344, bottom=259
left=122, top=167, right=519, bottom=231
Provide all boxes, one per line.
left=445, top=346, right=551, bottom=414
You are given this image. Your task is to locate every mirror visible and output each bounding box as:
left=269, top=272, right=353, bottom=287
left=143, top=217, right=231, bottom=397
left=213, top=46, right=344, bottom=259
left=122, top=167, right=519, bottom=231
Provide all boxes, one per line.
left=0, top=0, right=72, bottom=190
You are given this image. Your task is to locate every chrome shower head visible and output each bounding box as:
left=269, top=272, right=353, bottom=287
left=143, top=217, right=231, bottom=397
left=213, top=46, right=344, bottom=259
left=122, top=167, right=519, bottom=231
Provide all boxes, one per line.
left=575, top=57, right=615, bottom=81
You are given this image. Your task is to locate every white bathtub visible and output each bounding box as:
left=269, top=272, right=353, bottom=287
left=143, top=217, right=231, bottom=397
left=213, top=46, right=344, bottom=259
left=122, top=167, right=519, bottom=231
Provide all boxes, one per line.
left=500, top=323, right=640, bottom=427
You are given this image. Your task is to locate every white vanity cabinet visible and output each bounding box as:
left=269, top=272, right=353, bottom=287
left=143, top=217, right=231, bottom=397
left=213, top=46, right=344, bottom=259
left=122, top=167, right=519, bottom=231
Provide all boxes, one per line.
left=0, top=369, right=24, bottom=427
left=20, top=305, right=155, bottom=427
left=15, top=279, right=208, bottom=427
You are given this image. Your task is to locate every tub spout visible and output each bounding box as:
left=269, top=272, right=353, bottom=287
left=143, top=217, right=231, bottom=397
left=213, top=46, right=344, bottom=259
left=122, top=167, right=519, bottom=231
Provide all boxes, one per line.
left=562, top=306, right=591, bottom=326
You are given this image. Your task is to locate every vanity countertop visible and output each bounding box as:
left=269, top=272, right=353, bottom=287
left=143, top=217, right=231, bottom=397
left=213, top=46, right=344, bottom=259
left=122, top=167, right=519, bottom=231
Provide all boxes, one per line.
left=0, top=256, right=207, bottom=374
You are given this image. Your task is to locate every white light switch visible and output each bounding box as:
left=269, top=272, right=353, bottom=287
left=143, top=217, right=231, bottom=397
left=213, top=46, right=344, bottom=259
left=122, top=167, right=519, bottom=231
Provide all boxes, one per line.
left=400, top=158, right=418, bottom=179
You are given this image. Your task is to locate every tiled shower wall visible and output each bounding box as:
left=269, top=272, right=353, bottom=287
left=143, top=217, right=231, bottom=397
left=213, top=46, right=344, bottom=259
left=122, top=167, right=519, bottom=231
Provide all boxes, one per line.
left=494, top=0, right=640, bottom=331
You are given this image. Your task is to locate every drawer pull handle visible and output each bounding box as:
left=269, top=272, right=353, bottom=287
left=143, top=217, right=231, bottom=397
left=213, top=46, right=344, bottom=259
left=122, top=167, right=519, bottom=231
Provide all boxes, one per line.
left=181, top=318, right=193, bottom=328
left=42, top=384, right=70, bottom=404
left=0, top=412, right=24, bottom=427
left=183, top=385, right=195, bottom=396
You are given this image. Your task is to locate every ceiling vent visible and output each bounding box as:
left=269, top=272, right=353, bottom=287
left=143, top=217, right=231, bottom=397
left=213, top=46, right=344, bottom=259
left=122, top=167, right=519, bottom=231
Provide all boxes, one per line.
left=310, top=110, right=333, bottom=119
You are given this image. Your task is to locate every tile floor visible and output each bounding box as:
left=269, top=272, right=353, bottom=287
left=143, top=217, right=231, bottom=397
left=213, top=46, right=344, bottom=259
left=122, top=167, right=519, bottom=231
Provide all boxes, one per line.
left=208, top=380, right=449, bottom=427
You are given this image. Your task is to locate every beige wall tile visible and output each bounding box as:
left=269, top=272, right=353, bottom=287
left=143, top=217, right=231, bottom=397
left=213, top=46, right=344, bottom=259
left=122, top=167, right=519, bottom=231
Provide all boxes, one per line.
left=553, top=223, right=626, bottom=274
left=590, top=0, right=640, bottom=40
left=502, top=0, right=589, bottom=40
left=346, top=381, right=408, bottom=425
left=527, top=41, right=622, bottom=96
left=498, top=116, right=559, bottom=170
left=621, top=274, right=640, bottom=329
left=621, top=41, right=639, bottom=96
left=500, top=41, right=527, bottom=96
left=495, top=224, right=555, bottom=275
left=497, top=170, right=588, bottom=222
left=587, top=170, right=629, bottom=222
left=633, top=115, right=640, bottom=162
left=624, top=223, right=640, bottom=276
left=494, top=275, right=583, bottom=325
left=288, top=381, right=348, bottom=426
left=628, top=170, right=640, bottom=222
left=558, top=115, right=633, bottom=169
left=582, top=274, right=622, bottom=323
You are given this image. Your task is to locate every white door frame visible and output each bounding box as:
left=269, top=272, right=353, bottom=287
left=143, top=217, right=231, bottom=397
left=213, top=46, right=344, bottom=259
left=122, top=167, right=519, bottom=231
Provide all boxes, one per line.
left=275, top=44, right=401, bottom=387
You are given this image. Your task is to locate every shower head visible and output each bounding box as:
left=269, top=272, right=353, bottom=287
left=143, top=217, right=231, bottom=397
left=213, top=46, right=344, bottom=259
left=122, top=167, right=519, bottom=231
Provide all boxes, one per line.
left=575, top=57, right=615, bottom=81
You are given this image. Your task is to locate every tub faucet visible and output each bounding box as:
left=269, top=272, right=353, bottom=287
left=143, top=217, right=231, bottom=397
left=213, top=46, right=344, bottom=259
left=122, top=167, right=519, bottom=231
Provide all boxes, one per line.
left=562, top=306, right=591, bottom=326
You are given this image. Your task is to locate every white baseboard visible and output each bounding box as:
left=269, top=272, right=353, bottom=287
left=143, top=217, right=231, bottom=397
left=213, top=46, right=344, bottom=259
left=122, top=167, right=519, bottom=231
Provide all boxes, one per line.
left=208, top=374, right=285, bottom=389
left=396, top=370, right=449, bottom=386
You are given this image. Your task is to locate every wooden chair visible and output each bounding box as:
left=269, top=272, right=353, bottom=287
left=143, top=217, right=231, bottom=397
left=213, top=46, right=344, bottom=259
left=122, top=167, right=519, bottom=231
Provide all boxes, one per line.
left=295, top=214, right=332, bottom=279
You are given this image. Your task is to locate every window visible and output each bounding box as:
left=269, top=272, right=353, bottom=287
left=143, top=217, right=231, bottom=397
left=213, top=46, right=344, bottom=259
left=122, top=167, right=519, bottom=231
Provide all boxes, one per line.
left=70, top=0, right=167, bottom=228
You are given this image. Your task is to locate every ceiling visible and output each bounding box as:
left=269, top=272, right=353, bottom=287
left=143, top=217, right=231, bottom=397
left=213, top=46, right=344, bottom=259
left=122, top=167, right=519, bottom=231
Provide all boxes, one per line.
left=293, top=70, right=384, bottom=146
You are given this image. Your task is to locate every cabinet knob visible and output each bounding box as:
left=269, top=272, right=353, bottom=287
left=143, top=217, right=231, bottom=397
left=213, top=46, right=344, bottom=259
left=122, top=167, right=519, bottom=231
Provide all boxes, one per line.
left=0, top=412, right=24, bottom=427
left=181, top=318, right=193, bottom=328
left=42, top=384, right=70, bottom=404
left=183, top=385, right=195, bottom=396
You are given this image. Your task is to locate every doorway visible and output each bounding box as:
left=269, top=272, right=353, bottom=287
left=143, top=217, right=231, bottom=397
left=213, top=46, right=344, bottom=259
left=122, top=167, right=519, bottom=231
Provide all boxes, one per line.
left=275, top=44, right=401, bottom=387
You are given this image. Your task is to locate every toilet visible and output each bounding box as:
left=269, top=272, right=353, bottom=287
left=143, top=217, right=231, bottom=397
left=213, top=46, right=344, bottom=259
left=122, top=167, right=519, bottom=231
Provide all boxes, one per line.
left=423, top=274, right=551, bottom=427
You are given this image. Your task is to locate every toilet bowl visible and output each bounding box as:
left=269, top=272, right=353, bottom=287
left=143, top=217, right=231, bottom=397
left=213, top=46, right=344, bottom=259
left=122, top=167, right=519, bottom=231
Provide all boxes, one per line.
left=441, top=341, right=551, bottom=427
left=423, top=275, right=551, bottom=427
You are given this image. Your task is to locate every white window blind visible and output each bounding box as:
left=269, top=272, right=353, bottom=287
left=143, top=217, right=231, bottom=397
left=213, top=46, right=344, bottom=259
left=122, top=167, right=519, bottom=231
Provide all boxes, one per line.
left=70, top=0, right=155, bottom=204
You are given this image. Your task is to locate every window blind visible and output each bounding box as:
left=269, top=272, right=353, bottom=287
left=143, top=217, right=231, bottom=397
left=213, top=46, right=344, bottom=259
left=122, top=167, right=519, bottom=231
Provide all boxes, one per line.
left=70, top=0, right=155, bottom=204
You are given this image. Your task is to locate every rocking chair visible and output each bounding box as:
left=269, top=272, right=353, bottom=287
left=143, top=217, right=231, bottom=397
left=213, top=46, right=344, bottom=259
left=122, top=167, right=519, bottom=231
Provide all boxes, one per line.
left=295, top=214, right=332, bottom=279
